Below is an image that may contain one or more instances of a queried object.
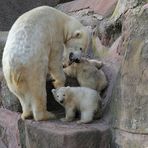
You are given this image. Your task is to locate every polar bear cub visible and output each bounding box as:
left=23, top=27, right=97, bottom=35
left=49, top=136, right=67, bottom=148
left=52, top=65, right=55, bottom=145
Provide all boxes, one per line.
left=63, top=57, right=108, bottom=93
left=52, top=87, right=102, bottom=123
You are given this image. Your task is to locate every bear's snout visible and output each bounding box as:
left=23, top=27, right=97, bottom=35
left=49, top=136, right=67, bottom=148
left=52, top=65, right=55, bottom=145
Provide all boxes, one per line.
left=69, top=52, right=81, bottom=64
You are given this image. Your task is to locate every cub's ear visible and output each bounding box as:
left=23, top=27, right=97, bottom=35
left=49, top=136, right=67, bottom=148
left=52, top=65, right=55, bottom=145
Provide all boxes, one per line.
left=51, top=89, right=56, bottom=94
left=73, top=30, right=82, bottom=38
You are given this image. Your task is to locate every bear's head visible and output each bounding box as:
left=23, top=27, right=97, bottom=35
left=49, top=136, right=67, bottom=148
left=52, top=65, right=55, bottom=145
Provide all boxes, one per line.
left=51, top=87, right=70, bottom=105
left=64, top=21, right=90, bottom=66
left=63, top=46, right=82, bottom=67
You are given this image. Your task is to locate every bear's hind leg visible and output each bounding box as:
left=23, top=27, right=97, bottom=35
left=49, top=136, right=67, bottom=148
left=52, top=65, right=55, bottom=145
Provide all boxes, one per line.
left=7, top=81, right=33, bottom=120
left=19, top=96, right=32, bottom=120
left=77, top=110, right=94, bottom=124
left=28, top=74, right=56, bottom=121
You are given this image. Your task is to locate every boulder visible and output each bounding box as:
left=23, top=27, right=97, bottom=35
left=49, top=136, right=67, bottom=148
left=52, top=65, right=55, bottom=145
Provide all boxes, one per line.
left=0, top=69, right=22, bottom=112
left=0, top=32, right=8, bottom=67
left=111, top=0, right=143, bottom=21
left=57, top=0, right=117, bottom=17
left=111, top=4, right=148, bottom=148
left=18, top=117, right=111, bottom=148
left=0, top=108, right=21, bottom=148
left=0, top=108, right=111, bottom=148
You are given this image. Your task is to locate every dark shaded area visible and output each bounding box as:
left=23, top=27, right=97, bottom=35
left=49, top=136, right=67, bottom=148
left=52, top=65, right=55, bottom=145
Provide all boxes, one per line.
left=46, top=76, right=79, bottom=112
left=0, top=0, right=73, bottom=31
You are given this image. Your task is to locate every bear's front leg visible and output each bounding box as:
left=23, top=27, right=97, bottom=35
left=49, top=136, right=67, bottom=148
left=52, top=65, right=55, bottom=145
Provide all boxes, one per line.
left=61, top=107, right=75, bottom=122
left=49, top=44, right=66, bottom=88
left=50, top=65, right=66, bottom=88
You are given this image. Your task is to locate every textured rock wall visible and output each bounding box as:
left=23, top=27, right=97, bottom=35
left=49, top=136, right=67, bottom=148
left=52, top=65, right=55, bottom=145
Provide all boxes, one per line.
left=111, top=4, right=148, bottom=148
left=0, top=0, right=148, bottom=148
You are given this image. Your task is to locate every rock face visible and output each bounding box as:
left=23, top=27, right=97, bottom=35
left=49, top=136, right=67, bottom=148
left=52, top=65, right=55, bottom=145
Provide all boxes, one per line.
left=0, top=32, right=8, bottom=67
left=1, top=1, right=148, bottom=148
left=0, top=108, right=21, bottom=148
left=111, top=4, right=148, bottom=148
left=0, top=108, right=111, bottom=148
left=18, top=119, right=111, bottom=148
left=0, top=70, right=22, bottom=112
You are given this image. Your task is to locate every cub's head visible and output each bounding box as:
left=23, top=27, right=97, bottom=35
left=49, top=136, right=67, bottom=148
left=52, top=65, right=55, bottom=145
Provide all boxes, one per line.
left=51, top=87, right=69, bottom=105
left=64, top=21, right=90, bottom=66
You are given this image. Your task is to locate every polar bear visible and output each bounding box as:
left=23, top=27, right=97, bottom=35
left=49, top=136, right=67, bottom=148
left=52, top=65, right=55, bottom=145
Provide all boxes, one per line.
left=63, top=57, right=108, bottom=93
left=52, top=87, right=102, bottom=123
left=2, top=6, right=89, bottom=121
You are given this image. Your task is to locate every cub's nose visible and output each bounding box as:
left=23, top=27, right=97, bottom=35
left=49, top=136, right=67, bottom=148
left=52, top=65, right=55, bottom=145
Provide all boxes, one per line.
left=60, top=100, right=64, bottom=104
left=69, top=52, right=74, bottom=61
left=75, top=58, right=80, bottom=63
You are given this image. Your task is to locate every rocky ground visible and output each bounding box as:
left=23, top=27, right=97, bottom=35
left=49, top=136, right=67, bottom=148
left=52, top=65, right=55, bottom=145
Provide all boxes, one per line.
left=0, top=0, right=148, bottom=148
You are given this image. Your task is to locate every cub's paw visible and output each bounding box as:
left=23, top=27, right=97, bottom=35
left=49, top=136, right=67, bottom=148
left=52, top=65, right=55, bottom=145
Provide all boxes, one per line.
left=60, top=118, right=73, bottom=122
left=47, top=112, right=56, bottom=120
left=77, top=120, right=92, bottom=124
left=60, top=118, right=67, bottom=122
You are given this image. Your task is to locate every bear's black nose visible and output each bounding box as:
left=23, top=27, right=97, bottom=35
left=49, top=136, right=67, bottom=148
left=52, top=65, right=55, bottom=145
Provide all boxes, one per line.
left=69, top=52, right=74, bottom=61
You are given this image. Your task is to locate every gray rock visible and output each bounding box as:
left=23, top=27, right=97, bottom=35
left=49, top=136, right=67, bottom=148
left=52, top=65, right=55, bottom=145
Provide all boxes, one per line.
left=0, top=69, right=22, bottom=112
left=111, top=4, right=148, bottom=148
left=0, top=32, right=8, bottom=67
left=18, top=117, right=111, bottom=148
left=0, top=108, right=111, bottom=148
left=0, top=108, right=21, bottom=148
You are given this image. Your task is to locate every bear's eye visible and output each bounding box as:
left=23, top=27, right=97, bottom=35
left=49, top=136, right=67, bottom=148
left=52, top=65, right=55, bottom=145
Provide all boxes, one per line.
left=63, top=94, right=65, bottom=97
left=57, top=95, right=59, bottom=98
left=80, top=48, right=82, bottom=51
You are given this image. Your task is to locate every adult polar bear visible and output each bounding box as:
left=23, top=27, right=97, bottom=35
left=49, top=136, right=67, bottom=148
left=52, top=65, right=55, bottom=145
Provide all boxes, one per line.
left=2, top=6, right=89, bottom=121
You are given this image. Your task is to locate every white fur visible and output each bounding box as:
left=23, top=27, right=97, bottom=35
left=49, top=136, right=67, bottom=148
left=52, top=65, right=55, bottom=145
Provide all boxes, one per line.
left=2, top=6, right=89, bottom=121
left=52, top=87, right=101, bottom=123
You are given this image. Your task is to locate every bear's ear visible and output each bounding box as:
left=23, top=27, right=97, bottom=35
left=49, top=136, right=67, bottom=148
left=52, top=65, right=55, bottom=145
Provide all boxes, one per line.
left=73, top=30, right=82, bottom=38
left=51, top=89, right=56, bottom=94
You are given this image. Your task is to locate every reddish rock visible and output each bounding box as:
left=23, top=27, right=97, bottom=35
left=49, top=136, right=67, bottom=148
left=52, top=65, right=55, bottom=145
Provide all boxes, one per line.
left=93, top=0, right=117, bottom=16
left=57, top=0, right=117, bottom=17
left=0, top=108, right=21, bottom=148
left=0, top=108, right=111, bottom=148
left=18, top=118, right=111, bottom=148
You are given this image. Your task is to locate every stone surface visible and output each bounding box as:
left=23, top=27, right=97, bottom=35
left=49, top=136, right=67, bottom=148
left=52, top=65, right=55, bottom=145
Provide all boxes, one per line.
left=97, top=18, right=122, bottom=47
left=0, top=68, right=22, bottom=112
left=111, top=0, right=143, bottom=21
left=57, top=0, right=117, bottom=17
left=111, top=4, right=148, bottom=148
left=18, top=118, right=111, bottom=148
left=113, top=129, right=148, bottom=148
left=0, top=108, right=111, bottom=148
left=0, top=32, right=8, bottom=67
left=0, top=108, right=21, bottom=148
